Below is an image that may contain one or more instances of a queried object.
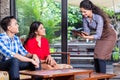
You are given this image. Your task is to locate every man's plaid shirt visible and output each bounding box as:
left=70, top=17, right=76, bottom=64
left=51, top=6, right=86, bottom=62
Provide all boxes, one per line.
left=0, top=33, right=28, bottom=61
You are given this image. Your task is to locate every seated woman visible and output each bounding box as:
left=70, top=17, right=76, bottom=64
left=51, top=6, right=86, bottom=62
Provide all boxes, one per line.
left=24, top=21, right=73, bottom=70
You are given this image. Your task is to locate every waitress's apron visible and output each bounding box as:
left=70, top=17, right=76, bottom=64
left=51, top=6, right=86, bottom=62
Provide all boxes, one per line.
left=94, top=26, right=117, bottom=60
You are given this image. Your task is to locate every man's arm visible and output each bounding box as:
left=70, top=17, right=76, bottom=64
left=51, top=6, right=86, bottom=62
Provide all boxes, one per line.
left=25, top=53, right=33, bottom=58
left=14, top=53, right=39, bottom=68
left=17, top=39, right=40, bottom=68
left=26, top=53, right=40, bottom=65
left=14, top=53, right=32, bottom=62
left=0, top=41, right=39, bottom=67
left=32, top=54, right=40, bottom=64
left=0, top=40, right=15, bottom=58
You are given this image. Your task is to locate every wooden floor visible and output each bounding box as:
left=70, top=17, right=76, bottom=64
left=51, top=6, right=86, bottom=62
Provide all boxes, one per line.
left=71, top=61, right=120, bottom=80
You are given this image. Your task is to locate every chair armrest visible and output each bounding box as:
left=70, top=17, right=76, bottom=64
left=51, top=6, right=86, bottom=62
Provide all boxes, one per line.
left=50, top=52, right=70, bottom=64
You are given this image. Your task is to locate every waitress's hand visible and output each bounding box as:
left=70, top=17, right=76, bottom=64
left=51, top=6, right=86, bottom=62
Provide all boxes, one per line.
left=78, top=32, right=94, bottom=40
left=77, top=31, right=88, bottom=38
left=81, top=31, right=89, bottom=36
left=80, top=33, right=87, bottom=39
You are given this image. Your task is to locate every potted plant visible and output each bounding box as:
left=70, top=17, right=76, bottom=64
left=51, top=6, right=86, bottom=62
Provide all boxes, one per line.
left=111, top=46, right=120, bottom=62
left=112, top=46, right=120, bottom=74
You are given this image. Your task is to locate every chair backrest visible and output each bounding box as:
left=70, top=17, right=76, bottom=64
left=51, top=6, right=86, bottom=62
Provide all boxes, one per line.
left=51, top=52, right=70, bottom=64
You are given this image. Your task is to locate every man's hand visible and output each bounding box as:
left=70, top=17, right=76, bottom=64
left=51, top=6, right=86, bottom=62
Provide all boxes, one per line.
left=32, top=54, right=40, bottom=67
left=31, top=59, right=39, bottom=68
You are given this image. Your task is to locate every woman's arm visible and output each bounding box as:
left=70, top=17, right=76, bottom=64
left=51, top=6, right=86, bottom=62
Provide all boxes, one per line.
left=92, top=15, right=104, bottom=39
left=79, top=15, right=104, bottom=40
left=83, top=18, right=90, bottom=34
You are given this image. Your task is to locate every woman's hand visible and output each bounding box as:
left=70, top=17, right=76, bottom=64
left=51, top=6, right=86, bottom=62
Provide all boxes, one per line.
left=81, top=31, right=89, bottom=36
left=78, top=32, right=94, bottom=40
left=76, top=31, right=88, bottom=38
left=45, top=55, right=57, bottom=66
left=79, top=32, right=88, bottom=38
left=45, top=55, right=53, bottom=64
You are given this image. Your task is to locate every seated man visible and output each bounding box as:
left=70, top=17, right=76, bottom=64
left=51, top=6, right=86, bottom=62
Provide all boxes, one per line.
left=24, top=21, right=73, bottom=70
left=0, top=16, right=41, bottom=80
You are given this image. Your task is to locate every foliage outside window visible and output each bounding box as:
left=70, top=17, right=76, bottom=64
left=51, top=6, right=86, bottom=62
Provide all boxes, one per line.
left=16, top=0, right=119, bottom=43
left=16, top=0, right=83, bottom=43
left=16, top=0, right=61, bottom=43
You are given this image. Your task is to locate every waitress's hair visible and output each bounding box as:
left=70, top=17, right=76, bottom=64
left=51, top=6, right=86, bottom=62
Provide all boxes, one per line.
left=80, top=0, right=110, bottom=28
left=24, top=21, right=43, bottom=46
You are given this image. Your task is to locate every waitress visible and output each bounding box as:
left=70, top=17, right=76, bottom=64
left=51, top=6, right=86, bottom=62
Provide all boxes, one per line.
left=78, top=0, right=117, bottom=73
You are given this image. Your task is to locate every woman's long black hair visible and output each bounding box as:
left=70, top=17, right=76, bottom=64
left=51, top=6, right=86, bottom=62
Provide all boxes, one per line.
left=24, top=21, right=43, bottom=46
left=80, top=0, right=110, bottom=29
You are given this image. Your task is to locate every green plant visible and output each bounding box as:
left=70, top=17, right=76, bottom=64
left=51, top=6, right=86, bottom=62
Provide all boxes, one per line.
left=16, top=0, right=84, bottom=43
left=112, top=46, right=120, bottom=61
left=16, top=0, right=61, bottom=43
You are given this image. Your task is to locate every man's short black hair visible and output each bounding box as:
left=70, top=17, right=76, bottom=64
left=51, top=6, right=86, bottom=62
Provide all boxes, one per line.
left=0, top=16, right=15, bottom=31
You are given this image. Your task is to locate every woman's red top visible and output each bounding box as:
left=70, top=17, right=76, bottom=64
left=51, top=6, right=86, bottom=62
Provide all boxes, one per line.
left=24, top=37, right=50, bottom=60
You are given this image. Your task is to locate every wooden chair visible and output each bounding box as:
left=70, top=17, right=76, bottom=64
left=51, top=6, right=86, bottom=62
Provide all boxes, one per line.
left=50, top=52, right=71, bottom=64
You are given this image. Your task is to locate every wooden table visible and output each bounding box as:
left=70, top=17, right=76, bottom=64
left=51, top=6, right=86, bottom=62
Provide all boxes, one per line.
left=20, top=68, right=93, bottom=80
